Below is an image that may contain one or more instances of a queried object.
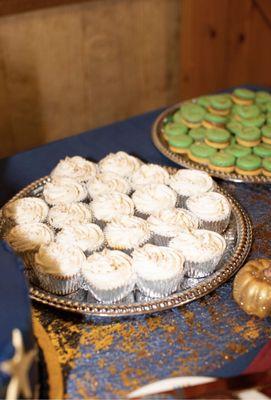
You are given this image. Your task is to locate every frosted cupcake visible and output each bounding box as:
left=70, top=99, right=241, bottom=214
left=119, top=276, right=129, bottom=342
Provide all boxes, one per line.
left=35, top=242, right=86, bottom=295
left=56, top=223, right=105, bottom=254
left=131, top=164, right=169, bottom=190
left=169, top=169, right=214, bottom=206
left=86, top=172, right=131, bottom=198
left=186, top=192, right=231, bottom=233
left=82, top=249, right=135, bottom=303
left=51, top=156, right=97, bottom=182
left=169, top=229, right=226, bottom=278
left=147, top=208, right=199, bottom=246
left=3, top=197, right=49, bottom=225
left=47, top=202, right=92, bottom=230
left=91, top=192, right=134, bottom=228
left=104, top=216, right=152, bottom=253
left=43, top=177, right=88, bottom=205
left=132, top=184, right=177, bottom=219
left=132, top=244, right=185, bottom=298
left=99, top=151, right=142, bottom=178
left=6, top=222, right=55, bottom=281
left=6, top=223, right=54, bottom=253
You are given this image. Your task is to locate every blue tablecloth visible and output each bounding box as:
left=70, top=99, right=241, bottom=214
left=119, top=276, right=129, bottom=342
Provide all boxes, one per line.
left=1, top=108, right=271, bottom=398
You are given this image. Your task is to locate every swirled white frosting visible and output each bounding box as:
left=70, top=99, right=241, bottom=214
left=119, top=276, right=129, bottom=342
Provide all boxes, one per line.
left=132, top=184, right=177, bottom=215
left=43, top=177, right=88, bottom=205
left=6, top=223, right=54, bottom=252
left=104, top=216, right=151, bottom=249
left=86, top=172, right=131, bottom=198
left=131, top=164, right=169, bottom=190
left=56, top=223, right=104, bottom=252
left=132, top=244, right=185, bottom=280
left=3, top=197, right=49, bottom=224
left=47, top=202, right=92, bottom=229
left=35, top=242, right=86, bottom=275
left=51, top=156, right=97, bottom=182
left=169, top=169, right=214, bottom=197
left=169, top=229, right=226, bottom=262
left=91, top=193, right=134, bottom=222
left=147, top=208, right=199, bottom=237
left=186, top=192, right=231, bottom=222
left=82, top=249, right=134, bottom=290
left=99, top=151, right=142, bottom=177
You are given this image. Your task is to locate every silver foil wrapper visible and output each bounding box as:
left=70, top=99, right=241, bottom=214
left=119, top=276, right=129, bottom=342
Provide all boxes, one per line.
left=198, top=213, right=231, bottom=234
left=184, top=254, right=223, bottom=278
left=136, top=271, right=184, bottom=298
left=82, top=280, right=135, bottom=304
left=151, top=233, right=173, bottom=247
left=35, top=267, right=82, bottom=295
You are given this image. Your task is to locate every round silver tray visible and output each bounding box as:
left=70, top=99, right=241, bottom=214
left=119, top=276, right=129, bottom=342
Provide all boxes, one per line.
left=152, top=102, right=271, bottom=184
left=0, top=169, right=252, bottom=317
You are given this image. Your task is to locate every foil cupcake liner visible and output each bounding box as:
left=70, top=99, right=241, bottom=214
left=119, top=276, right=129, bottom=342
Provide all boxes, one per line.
left=82, top=280, right=135, bottom=304
left=105, top=231, right=153, bottom=255
left=176, top=194, right=189, bottom=208
left=84, top=240, right=106, bottom=257
left=151, top=233, right=173, bottom=247
left=134, top=209, right=151, bottom=220
left=92, top=217, right=107, bottom=230
left=197, top=213, right=231, bottom=234
left=136, top=271, right=184, bottom=298
left=184, top=254, right=223, bottom=278
left=35, top=266, right=82, bottom=295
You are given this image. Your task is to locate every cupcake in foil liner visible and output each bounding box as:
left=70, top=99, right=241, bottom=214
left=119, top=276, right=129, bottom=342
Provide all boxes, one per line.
left=82, top=249, right=135, bottom=304
left=55, top=223, right=105, bottom=256
left=169, top=229, right=226, bottom=278
left=104, top=216, right=153, bottom=255
left=34, top=242, right=86, bottom=295
left=35, top=266, right=82, bottom=295
left=47, top=202, right=93, bottom=231
left=132, top=244, right=185, bottom=299
left=147, top=208, right=199, bottom=247
left=186, top=192, right=231, bottom=234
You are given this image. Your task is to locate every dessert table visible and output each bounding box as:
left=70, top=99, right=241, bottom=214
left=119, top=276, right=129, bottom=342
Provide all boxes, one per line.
left=0, top=108, right=271, bottom=399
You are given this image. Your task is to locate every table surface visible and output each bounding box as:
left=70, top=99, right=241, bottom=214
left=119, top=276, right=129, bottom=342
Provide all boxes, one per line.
left=0, top=109, right=271, bottom=399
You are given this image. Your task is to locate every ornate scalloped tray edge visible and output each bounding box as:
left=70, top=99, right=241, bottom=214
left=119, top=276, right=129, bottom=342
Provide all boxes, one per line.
left=1, top=169, right=252, bottom=317
left=152, top=102, right=271, bottom=184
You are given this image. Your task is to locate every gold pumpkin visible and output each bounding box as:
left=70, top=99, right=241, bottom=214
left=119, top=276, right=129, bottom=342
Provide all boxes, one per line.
left=233, top=258, right=271, bottom=318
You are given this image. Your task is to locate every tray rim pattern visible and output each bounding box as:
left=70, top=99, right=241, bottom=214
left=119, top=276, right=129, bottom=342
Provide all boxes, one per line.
left=152, top=101, right=271, bottom=184
left=0, top=170, right=252, bottom=317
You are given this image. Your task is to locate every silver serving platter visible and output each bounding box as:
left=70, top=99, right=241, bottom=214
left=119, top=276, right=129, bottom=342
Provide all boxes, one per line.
left=0, top=169, right=252, bottom=317
left=152, top=102, right=271, bottom=184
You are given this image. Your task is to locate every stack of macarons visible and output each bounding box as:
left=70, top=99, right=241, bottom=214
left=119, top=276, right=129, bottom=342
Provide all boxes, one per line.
left=162, top=88, right=271, bottom=176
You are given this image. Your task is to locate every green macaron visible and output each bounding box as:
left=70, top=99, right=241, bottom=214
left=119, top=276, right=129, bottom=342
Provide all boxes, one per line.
left=190, top=143, right=217, bottom=159
left=164, top=122, right=188, bottom=137
left=204, top=112, right=228, bottom=125
left=235, top=104, right=260, bottom=119
left=197, top=96, right=211, bottom=108
left=233, top=88, right=255, bottom=100
left=209, top=151, right=235, bottom=168
left=265, top=102, right=271, bottom=113
left=206, top=128, right=230, bottom=143
left=226, top=120, right=243, bottom=135
left=225, top=144, right=252, bottom=158
left=189, top=127, right=206, bottom=141
left=240, top=114, right=265, bottom=128
left=181, top=103, right=206, bottom=123
left=210, top=95, right=232, bottom=110
left=262, top=157, right=271, bottom=172
left=168, top=134, right=193, bottom=149
left=236, top=126, right=261, bottom=141
left=262, top=125, right=271, bottom=139
left=255, top=91, right=271, bottom=104
left=172, top=109, right=183, bottom=123
left=253, top=143, right=271, bottom=158
left=236, top=154, right=261, bottom=171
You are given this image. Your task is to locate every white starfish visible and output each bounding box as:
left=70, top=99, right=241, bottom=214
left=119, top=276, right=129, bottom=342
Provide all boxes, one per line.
left=0, top=329, right=36, bottom=400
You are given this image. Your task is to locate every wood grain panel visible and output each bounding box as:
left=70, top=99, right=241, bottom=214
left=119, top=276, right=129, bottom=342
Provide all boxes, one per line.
left=180, top=0, right=271, bottom=100
left=0, top=0, right=181, bottom=158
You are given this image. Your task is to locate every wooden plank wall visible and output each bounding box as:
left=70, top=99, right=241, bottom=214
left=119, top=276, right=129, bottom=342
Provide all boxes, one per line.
left=0, top=0, right=181, bottom=158
left=180, top=0, right=271, bottom=100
